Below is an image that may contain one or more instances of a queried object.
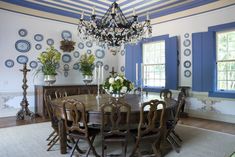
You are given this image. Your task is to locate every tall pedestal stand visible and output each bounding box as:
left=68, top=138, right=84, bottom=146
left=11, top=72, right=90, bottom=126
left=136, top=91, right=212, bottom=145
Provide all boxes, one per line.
left=16, top=63, right=35, bottom=120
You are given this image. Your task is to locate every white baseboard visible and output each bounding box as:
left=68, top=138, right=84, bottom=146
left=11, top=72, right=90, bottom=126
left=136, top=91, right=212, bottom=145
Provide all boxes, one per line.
left=187, top=109, right=235, bottom=124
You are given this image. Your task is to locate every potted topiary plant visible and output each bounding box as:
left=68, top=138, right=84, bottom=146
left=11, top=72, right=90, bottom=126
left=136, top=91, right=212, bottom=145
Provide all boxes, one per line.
left=78, top=53, right=95, bottom=84
left=35, top=46, right=61, bottom=85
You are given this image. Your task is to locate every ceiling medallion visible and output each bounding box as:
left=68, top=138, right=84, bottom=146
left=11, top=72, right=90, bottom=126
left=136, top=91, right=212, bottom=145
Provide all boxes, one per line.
left=77, top=2, right=152, bottom=48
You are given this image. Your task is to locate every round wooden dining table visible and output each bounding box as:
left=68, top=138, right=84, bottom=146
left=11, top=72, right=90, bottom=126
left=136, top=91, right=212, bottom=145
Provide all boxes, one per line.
left=51, top=94, right=177, bottom=154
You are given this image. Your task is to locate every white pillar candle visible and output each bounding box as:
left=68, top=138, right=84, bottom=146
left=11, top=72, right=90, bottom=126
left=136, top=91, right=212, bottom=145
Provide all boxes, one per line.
left=112, top=6, right=115, bottom=14
left=92, top=7, right=95, bottom=15
left=133, top=8, right=136, bottom=16
left=136, top=63, right=138, bottom=81
left=146, top=12, right=149, bottom=20
left=81, top=10, right=84, bottom=19
left=101, top=65, right=104, bottom=83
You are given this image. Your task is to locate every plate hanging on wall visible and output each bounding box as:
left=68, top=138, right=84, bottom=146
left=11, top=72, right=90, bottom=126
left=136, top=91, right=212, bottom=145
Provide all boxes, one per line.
left=18, top=29, right=27, bottom=37
left=15, top=40, right=31, bottom=53
left=47, top=38, right=54, bottom=45
left=16, top=55, right=28, bottom=64
left=34, top=34, right=43, bottom=41
left=184, top=33, right=189, bottom=38
left=61, top=30, right=72, bottom=40
left=78, top=42, right=84, bottom=49
left=62, top=54, right=72, bottom=63
left=63, top=64, right=70, bottom=71
left=120, top=66, right=125, bottom=72
left=184, top=70, right=191, bottom=77
left=64, top=71, right=69, bottom=77
left=73, top=51, right=80, bottom=58
left=183, top=39, right=191, bottom=47
left=86, top=41, right=93, bottom=47
left=96, top=61, right=103, bottom=67
left=95, top=49, right=105, bottom=59
left=5, top=59, right=14, bottom=68
left=184, top=60, right=191, bottom=68
left=29, top=61, right=38, bottom=69
left=87, top=49, right=92, bottom=54
left=35, top=44, right=42, bottom=50
left=184, top=48, right=191, bottom=56
left=120, top=50, right=125, bottom=56
left=73, top=63, right=79, bottom=70
left=104, top=64, right=109, bottom=71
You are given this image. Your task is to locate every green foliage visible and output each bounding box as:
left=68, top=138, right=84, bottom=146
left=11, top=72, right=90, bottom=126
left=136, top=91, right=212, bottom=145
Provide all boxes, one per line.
left=78, top=54, right=95, bottom=76
left=36, top=46, right=61, bottom=75
left=103, top=73, right=134, bottom=94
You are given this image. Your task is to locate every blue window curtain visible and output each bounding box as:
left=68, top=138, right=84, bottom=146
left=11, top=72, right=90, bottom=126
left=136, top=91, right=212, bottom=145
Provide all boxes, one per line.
left=125, top=35, right=178, bottom=91
left=192, top=31, right=216, bottom=92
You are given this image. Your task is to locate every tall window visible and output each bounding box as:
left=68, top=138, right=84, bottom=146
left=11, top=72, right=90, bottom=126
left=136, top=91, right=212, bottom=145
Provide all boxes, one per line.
left=143, top=40, right=165, bottom=87
left=216, top=30, right=235, bottom=90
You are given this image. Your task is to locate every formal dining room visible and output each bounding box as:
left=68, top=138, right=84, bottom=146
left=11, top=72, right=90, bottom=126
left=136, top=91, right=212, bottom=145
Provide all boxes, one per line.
left=0, top=0, right=235, bottom=157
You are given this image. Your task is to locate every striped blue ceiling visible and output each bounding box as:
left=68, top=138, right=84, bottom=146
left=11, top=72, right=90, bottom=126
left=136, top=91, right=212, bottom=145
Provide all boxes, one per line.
left=2, top=0, right=219, bottom=21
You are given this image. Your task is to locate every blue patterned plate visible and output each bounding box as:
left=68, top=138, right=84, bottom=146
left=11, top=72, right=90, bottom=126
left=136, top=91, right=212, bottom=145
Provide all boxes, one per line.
left=18, top=29, right=27, bottom=37
left=29, top=61, right=38, bottom=69
left=184, top=70, right=191, bottom=77
left=104, top=64, right=109, bottom=71
left=73, top=51, right=80, bottom=58
left=64, top=64, right=69, bottom=71
left=183, top=39, right=191, bottom=47
left=184, top=49, right=191, bottom=56
left=120, top=66, right=125, bottom=72
left=61, top=30, right=72, bottom=40
left=16, top=55, right=28, bottom=64
left=95, top=49, right=105, bottom=59
left=64, top=71, right=69, bottom=77
left=87, top=49, right=92, bottom=54
left=62, top=54, right=72, bottom=63
left=47, top=39, right=54, bottom=45
left=184, top=60, right=191, bottom=68
left=34, top=34, right=43, bottom=41
left=5, top=59, right=14, bottom=68
left=184, top=33, right=189, bottom=38
left=73, top=63, right=80, bottom=70
left=15, top=40, right=31, bottom=53
left=86, top=41, right=93, bottom=47
left=120, top=50, right=125, bottom=56
left=78, top=42, right=84, bottom=49
left=96, top=61, right=103, bottom=67
left=35, top=44, right=42, bottom=50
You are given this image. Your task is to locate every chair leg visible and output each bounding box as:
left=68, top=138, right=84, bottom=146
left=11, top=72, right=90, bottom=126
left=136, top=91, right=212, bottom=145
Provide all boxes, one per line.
left=130, top=139, right=140, bottom=157
left=172, top=130, right=182, bottom=142
left=47, top=134, right=58, bottom=146
left=86, top=136, right=100, bottom=157
left=47, top=136, right=59, bottom=151
left=170, top=133, right=181, bottom=147
left=69, top=140, right=79, bottom=157
left=46, top=130, right=56, bottom=141
left=167, top=135, right=180, bottom=153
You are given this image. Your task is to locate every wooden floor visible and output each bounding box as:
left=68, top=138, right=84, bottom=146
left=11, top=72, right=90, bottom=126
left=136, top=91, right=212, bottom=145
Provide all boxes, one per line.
left=0, top=116, right=235, bottom=135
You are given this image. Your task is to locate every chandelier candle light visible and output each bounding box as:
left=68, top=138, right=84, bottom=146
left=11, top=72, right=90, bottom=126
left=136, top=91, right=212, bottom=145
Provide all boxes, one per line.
left=77, top=2, right=152, bottom=47
left=95, top=65, right=104, bottom=99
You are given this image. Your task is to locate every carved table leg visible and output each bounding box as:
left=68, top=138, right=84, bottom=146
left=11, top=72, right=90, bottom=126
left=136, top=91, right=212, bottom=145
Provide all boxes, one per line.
left=59, top=119, right=67, bottom=154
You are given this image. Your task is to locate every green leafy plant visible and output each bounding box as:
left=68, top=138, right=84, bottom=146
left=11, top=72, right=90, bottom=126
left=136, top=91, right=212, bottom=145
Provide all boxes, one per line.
left=36, top=46, right=61, bottom=75
left=103, top=74, right=134, bottom=94
left=78, top=54, right=95, bottom=76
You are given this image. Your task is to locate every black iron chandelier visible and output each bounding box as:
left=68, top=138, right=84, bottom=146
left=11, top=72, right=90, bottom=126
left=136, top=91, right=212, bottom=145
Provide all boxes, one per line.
left=77, top=2, right=152, bottom=47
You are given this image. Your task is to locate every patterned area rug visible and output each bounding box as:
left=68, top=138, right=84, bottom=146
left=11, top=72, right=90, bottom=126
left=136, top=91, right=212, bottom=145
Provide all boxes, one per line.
left=0, top=122, right=234, bottom=157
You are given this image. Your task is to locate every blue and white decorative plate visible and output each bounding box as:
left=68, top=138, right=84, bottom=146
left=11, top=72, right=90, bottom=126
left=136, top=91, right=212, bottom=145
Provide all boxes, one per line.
left=5, top=59, right=14, bottom=68
left=34, top=34, right=43, bottom=41
left=55, top=63, right=60, bottom=69
left=184, top=70, right=191, bottom=77
left=120, top=50, right=125, bottom=56
left=64, top=71, right=69, bottom=77
left=73, top=63, right=79, bottom=70
left=184, top=60, right=191, bottom=68
left=183, top=39, right=191, bottom=47
left=64, top=64, right=70, bottom=71
left=87, top=49, right=92, bottom=54
left=47, top=38, right=54, bottom=45
left=104, top=64, right=109, bottom=71
left=29, top=61, right=38, bottom=69
left=78, top=42, right=84, bottom=49
left=184, top=33, right=189, bottom=38
left=62, top=54, right=72, bottom=63
left=61, top=30, right=72, bottom=40
left=16, top=55, right=28, bottom=64
left=18, top=29, right=27, bottom=37
left=120, top=66, right=125, bottom=72
left=95, top=49, right=105, bottom=59
left=35, top=44, right=42, bottom=50
left=86, top=41, right=93, bottom=47
left=73, top=51, right=80, bottom=58
left=15, top=40, right=31, bottom=53
left=96, top=61, right=103, bottom=67
left=184, top=48, right=191, bottom=56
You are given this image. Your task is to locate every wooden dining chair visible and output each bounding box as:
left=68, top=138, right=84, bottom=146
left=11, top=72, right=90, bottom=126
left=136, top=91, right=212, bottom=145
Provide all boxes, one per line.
left=160, top=89, right=172, bottom=99
left=100, top=98, right=131, bottom=157
left=62, top=99, right=100, bottom=157
left=166, top=99, right=184, bottom=153
left=44, top=89, right=68, bottom=151
left=133, top=87, right=148, bottom=96
left=130, top=100, right=166, bottom=157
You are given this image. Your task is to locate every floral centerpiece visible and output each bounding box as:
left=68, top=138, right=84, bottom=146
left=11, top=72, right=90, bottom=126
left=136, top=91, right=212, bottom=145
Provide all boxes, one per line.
left=35, top=46, right=61, bottom=85
left=103, top=73, right=134, bottom=97
left=78, top=54, right=95, bottom=76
